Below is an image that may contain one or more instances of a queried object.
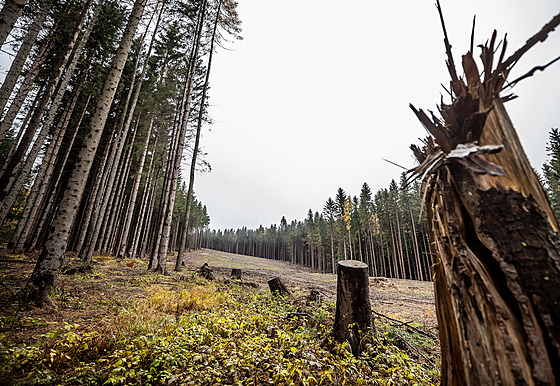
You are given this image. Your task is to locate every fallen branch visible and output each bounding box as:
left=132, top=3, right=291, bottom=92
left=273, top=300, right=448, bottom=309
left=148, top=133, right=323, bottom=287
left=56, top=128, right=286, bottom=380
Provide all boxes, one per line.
left=390, top=328, right=437, bottom=369
left=372, top=309, right=438, bottom=340
left=0, top=259, right=35, bottom=264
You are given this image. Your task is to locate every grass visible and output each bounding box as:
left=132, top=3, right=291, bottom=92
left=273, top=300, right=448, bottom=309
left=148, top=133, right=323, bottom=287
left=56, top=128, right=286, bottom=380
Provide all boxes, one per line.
left=0, top=267, right=440, bottom=385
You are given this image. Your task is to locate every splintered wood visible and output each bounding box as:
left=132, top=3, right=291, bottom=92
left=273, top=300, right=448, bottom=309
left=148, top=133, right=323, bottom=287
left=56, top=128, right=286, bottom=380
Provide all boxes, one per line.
left=408, top=3, right=560, bottom=385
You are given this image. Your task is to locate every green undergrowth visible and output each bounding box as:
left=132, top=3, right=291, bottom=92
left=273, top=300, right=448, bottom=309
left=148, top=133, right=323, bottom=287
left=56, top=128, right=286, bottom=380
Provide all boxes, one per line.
left=0, top=275, right=439, bottom=385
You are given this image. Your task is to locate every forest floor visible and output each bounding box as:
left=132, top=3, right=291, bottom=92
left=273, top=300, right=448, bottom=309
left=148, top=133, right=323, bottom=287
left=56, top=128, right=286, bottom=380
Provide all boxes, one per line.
left=183, top=249, right=438, bottom=331
left=0, top=248, right=439, bottom=385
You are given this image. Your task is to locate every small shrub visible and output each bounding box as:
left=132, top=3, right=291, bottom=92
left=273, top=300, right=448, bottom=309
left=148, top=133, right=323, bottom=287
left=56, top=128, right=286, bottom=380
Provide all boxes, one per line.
left=0, top=280, right=439, bottom=385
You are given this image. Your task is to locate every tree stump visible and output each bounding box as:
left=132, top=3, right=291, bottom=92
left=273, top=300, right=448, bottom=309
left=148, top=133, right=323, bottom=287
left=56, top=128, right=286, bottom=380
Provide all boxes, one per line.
left=196, top=263, right=213, bottom=280
left=307, top=289, right=322, bottom=305
left=333, top=260, right=374, bottom=356
left=231, top=268, right=242, bottom=280
left=268, top=277, right=289, bottom=296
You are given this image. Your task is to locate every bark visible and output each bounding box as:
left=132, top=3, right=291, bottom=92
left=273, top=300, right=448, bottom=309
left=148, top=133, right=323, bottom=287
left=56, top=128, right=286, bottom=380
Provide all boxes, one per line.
left=117, top=116, right=153, bottom=257
left=409, top=8, right=560, bottom=384
left=148, top=119, right=177, bottom=270
left=99, top=121, right=138, bottom=253
left=0, top=0, right=28, bottom=47
left=137, top=168, right=158, bottom=260
left=113, top=2, right=164, bottom=257
left=11, top=71, right=89, bottom=252
left=73, top=119, right=116, bottom=255
left=81, top=22, right=147, bottom=263
left=0, top=1, right=51, bottom=117
left=28, top=94, right=92, bottom=253
left=332, top=260, right=374, bottom=356
left=25, top=0, right=147, bottom=306
left=129, top=137, right=157, bottom=258
left=0, top=82, right=42, bottom=175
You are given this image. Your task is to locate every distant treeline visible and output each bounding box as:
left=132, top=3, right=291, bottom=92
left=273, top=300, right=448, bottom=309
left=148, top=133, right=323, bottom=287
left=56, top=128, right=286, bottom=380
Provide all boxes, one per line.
left=206, top=175, right=432, bottom=281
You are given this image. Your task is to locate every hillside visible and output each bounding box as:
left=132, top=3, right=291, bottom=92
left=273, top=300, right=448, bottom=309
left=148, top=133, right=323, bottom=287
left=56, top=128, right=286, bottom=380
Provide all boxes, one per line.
left=1, top=249, right=439, bottom=385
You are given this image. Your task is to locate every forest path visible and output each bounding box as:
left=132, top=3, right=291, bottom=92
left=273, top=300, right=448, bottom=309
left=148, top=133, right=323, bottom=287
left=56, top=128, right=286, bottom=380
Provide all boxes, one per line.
left=183, top=249, right=438, bottom=332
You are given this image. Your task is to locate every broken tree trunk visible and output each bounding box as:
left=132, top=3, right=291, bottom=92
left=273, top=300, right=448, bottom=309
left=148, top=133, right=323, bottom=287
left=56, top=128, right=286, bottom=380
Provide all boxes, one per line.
left=333, top=260, right=374, bottom=356
left=268, top=277, right=289, bottom=296
left=408, top=5, right=560, bottom=384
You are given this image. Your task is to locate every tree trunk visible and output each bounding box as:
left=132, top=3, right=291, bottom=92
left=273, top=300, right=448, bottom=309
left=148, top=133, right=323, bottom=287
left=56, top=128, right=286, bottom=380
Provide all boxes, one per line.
left=154, top=0, right=207, bottom=275
left=99, top=121, right=138, bottom=254
left=408, top=203, right=423, bottom=281
left=0, top=0, right=28, bottom=47
left=117, top=117, right=153, bottom=257
left=11, top=72, right=89, bottom=252
left=0, top=0, right=95, bottom=223
left=0, top=1, right=51, bottom=116
left=84, top=46, right=145, bottom=261
left=25, top=0, right=147, bottom=306
left=27, top=94, right=92, bottom=253
left=332, top=260, right=374, bottom=356
left=231, top=268, right=242, bottom=280
left=0, top=19, right=56, bottom=143
left=73, top=119, right=116, bottom=255
left=330, top=233, right=335, bottom=274
left=175, top=0, right=221, bottom=271
left=409, top=10, right=560, bottom=384
left=129, top=139, right=157, bottom=258
left=137, top=169, right=158, bottom=260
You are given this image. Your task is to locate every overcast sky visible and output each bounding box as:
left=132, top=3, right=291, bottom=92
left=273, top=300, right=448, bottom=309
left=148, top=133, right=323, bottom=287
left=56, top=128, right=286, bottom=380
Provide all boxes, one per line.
left=192, top=0, right=560, bottom=231
left=1, top=1, right=557, bottom=231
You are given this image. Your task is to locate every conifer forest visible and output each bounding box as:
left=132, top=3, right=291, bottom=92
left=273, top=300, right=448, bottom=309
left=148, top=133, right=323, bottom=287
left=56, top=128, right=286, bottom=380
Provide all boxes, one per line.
left=1, top=0, right=560, bottom=385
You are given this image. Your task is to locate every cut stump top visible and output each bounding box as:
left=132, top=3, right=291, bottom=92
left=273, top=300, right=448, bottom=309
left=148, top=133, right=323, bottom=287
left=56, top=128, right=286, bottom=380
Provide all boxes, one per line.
left=338, top=260, right=368, bottom=269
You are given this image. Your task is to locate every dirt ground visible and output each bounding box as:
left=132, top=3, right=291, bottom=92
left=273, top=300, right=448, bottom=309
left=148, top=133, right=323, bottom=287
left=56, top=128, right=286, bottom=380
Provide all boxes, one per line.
left=0, top=248, right=437, bottom=347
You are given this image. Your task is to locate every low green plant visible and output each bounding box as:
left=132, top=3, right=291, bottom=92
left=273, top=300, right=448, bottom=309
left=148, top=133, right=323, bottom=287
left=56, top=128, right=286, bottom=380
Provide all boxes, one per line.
left=0, top=279, right=439, bottom=385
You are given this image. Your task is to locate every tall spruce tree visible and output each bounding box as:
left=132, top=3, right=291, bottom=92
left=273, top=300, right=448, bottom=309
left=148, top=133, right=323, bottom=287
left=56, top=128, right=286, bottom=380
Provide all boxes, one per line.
left=543, top=127, right=560, bottom=219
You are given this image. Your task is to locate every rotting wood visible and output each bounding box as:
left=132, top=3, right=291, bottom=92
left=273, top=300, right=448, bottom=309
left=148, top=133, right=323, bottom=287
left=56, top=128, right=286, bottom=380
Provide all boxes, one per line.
left=408, top=3, right=560, bottom=384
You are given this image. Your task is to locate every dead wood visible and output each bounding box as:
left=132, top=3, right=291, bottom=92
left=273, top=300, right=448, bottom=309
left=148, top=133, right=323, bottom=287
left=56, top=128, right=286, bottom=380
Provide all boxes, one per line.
left=387, top=327, right=437, bottom=369
left=333, top=260, right=374, bottom=356
left=409, top=4, right=560, bottom=384
left=196, top=263, right=213, bottom=280
left=372, top=309, right=438, bottom=341
left=268, top=277, right=290, bottom=296
left=307, top=289, right=322, bottom=305
left=0, top=259, right=35, bottom=264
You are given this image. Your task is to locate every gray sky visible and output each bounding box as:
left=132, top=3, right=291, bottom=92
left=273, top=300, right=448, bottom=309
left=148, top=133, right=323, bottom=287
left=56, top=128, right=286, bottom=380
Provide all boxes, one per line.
left=195, top=0, right=560, bottom=230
